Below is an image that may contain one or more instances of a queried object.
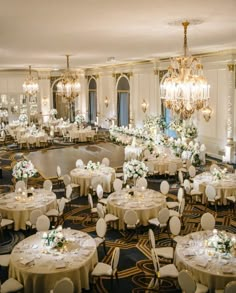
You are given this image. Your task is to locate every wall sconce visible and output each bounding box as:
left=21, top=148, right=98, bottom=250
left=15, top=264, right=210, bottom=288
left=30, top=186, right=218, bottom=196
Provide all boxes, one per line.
left=202, top=105, right=213, bottom=122
left=43, top=96, right=48, bottom=106
left=104, top=96, right=109, bottom=108
left=141, top=99, right=149, bottom=113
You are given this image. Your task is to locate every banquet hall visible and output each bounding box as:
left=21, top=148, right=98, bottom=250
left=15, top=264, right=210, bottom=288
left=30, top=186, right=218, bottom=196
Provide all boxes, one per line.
left=0, top=0, right=236, bottom=292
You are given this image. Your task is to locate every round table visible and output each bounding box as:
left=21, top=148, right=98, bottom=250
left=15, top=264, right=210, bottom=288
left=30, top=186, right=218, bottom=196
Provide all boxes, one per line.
left=107, top=188, right=166, bottom=230
left=0, top=189, right=56, bottom=231
left=9, top=229, right=98, bottom=293
left=193, top=172, right=236, bottom=205
left=69, top=129, right=95, bottom=142
left=147, top=156, right=182, bottom=175
left=175, top=230, right=236, bottom=292
left=70, top=166, right=116, bottom=196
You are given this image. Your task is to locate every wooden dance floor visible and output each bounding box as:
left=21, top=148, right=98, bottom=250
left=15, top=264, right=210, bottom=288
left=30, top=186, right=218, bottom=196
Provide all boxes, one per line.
left=26, top=142, right=125, bottom=179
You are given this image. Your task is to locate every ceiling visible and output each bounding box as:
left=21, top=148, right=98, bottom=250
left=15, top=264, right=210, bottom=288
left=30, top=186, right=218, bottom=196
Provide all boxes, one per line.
left=0, top=0, right=235, bottom=71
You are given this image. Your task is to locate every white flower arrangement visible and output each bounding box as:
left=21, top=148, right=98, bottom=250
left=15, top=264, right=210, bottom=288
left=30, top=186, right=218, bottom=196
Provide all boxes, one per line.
left=18, top=113, right=28, bottom=123
left=144, top=115, right=159, bottom=128
left=86, top=160, right=100, bottom=171
left=49, top=108, right=58, bottom=116
left=212, top=167, right=226, bottom=181
left=124, top=159, right=148, bottom=181
left=207, top=230, right=235, bottom=254
left=75, top=114, right=85, bottom=125
left=42, top=225, right=66, bottom=249
left=182, top=123, right=198, bottom=138
left=0, top=109, right=8, bottom=118
left=12, top=160, right=37, bottom=180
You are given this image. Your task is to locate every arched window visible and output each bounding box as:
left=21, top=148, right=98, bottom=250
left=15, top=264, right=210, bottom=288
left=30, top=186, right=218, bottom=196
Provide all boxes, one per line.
left=117, top=76, right=130, bottom=127
left=88, top=78, right=97, bottom=124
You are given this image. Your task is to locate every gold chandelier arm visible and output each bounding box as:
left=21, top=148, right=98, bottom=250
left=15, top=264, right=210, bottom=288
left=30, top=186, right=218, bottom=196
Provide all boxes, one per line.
left=29, top=65, right=32, bottom=76
left=182, top=21, right=189, bottom=57
left=66, top=55, right=70, bottom=71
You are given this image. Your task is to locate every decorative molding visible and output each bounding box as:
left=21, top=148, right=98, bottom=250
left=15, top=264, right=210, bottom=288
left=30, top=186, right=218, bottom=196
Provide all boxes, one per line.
left=85, top=74, right=99, bottom=80
left=154, top=69, right=159, bottom=76
left=159, top=70, right=168, bottom=83
left=112, top=72, right=133, bottom=81
left=50, top=76, right=61, bottom=88
left=227, top=64, right=235, bottom=72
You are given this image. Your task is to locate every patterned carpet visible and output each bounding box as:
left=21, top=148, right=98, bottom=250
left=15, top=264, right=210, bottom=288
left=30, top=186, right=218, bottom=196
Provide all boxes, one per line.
left=0, top=140, right=236, bottom=292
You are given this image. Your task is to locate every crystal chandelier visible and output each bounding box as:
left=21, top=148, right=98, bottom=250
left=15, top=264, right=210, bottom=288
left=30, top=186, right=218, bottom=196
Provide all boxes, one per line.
left=57, top=55, right=81, bottom=102
left=160, top=21, right=211, bottom=120
left=22, top=65, right=39, bottom=97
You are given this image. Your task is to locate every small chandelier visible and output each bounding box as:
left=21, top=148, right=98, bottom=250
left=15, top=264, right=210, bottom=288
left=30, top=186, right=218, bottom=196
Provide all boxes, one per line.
left=104, top=96, right=109, bottom=107
left=22, top=65, right=39, bottom=97
left=160, top=21, right=211, bottom=120
left=57, top=55, right=81, bottom=102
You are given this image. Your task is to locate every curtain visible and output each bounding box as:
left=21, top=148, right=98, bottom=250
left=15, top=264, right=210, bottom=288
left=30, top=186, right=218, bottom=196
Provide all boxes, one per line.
left=89, top=91, right=97, bottom=123
left=118, top=92, right=129, bottom=126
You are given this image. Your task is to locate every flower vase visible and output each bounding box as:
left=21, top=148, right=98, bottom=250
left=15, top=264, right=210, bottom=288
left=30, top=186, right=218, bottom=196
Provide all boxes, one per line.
left=22, top=178, right=28, bottom=192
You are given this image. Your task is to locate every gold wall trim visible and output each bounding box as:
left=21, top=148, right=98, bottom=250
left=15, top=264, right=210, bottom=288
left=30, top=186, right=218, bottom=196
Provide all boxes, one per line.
left=227, top=64, right=235, bottom=72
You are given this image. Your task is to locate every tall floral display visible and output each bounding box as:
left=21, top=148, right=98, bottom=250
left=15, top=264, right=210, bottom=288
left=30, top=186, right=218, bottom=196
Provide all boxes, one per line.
left=12, top=160, right=37, bottom=181
left=75, top=114, right=85, bottom=127
left=123, top=159, right=148, bottom=183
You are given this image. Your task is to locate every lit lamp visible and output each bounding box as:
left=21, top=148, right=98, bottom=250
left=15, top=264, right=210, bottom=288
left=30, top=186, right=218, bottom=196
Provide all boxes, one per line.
left=141, top=99, right=149, bottom=113
left=57, top=55, right=81, bottom=122
left=202, top=105, right=213, bottom=122
left=160, top=21, right=211, bottom=120
left=104, top=96, right=109, bottom=108
left=23, top=65, right=39, bottom=97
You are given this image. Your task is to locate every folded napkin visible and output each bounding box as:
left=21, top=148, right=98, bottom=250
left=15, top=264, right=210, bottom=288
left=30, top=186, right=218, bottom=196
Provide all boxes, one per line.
left=195, top=258, right=208, bottom=268
left=222, top=266, right=233, bottom=274
left=183, top=249, right=196, bottom=257
left=20, top=257, right=34, bottom=265
left=55, top=261, right=66, bottom=269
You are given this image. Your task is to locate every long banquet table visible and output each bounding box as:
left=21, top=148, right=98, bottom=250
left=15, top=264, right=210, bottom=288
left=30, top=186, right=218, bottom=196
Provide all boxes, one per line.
left=175, top=230, right=236, bottom=292
left=193, top=172, right=236, bottom=205
left=70, top=166, right=116, bottom=196
left=107, top=188, right=166, bottom=230
left=9, top=229, right=98, bottom=293
left=0, top=189, right=56, bottom=231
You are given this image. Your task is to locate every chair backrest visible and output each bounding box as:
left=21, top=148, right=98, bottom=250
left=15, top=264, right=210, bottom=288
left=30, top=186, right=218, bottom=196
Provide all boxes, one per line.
left=96, top=218, right=107, bottom=238
left=160, top=180, right=169, bottom=195
left=151, top=248, right=160, bottom=274
left=177, top=188, right=184, bottom=203
left=15, top=180, right=26, bottom=191
left=188, top=165, right=196, bottom=178
left=36, top=215, right=50, bottom=231
left=52, top=277, right=74, bottom=293
left=43, top=179, right=53, bottom=191
left=29, top=209, right=43, bottom=226
left=113, top=178, right=123, bottom=192
left=66, top=185, right=73, bottom=200
left=75, top=159, right=84, bottom=168
left=225, top=281, right=236, bottom=293
left=178, top=270, right=196, bottom=293
left=178, top=170, right=184, bottom=184
left=169, top=216, right=181, bottom=236
left=178, top=198, right=185, bottom=216
left=158, top=208, right=170, bottom=224
left=136, top=177, right=148, bottom=189
left=63, top=174, right=71, bottom=186
left=96, top=184, right=104, bottom=199
left=57, top=165, right=61, bottom=177
left=88, top=193, right=94, bottom=209
left=183, top=179, right=191, bottom=191
left=102, top=157, right=110, bottom=167
left=96, top=203, right=105, bottom=218
left=111, top=247, right=120, bottom=272
left=148, top=228, right=156, bottom=250
left=58, top=197, right=67, bottom=214
left=205, top=185, right=216, bottom=200
left=200, top=212, right=215, bottom=230
left=124, top=209, right=139, bottom=226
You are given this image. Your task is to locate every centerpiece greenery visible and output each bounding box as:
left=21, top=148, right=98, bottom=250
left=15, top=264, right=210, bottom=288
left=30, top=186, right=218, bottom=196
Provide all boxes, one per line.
left=42, top=225, right=66, bottom=249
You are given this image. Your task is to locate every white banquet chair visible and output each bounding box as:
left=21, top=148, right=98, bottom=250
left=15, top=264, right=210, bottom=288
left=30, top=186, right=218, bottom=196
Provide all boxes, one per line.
left=113, top=178, right=123, bottom=192
left=56, top=165, right=64, bottom=186
left=148, top=207, right=170, bottom=239
left=169, top=198, right=186, bottom=223
left=160, top=180, right=170, bottom=196
left=91, top=247, right=120, bottom=289
left=46, top=197, right=67, bottom=225
left=97, top=203, right=119, bottom=226
left=178, top=269, right=208, bottom=293
left=169, top=216, right=184, bottom=244
left=188, top=165, right=196, bottom=181
left=75, top=159, right=84, bottom=168
left=88, top=193, right=98, bottom=222
left=135, top=177, right=148, bottom=189
left=215, top=281, right=236, bottom=293
left=94, top=218, right=107, bottom=255
left=167, top=188, right=184, bottom=210
left=184, top=179, right=202, bottom=204
left=43, top=179, right=53, bottom=191
left=0, top=212, right=14, bottom=232
left=123, top=210, right=140, bottom=240
left=96, top=184, right=107, bottom=206
left=50, top=277, right=74, bottom=293
left=205, top=184, right=221, bottom=211
left=36, top=215, right=50, bottom=232
left=26, top=209, right=43, bottom=230
left=1, top=278, right=24, bottom=293
left=101, top=157, right=110, bottom=167
left=200, top=212, right=215, bottom=231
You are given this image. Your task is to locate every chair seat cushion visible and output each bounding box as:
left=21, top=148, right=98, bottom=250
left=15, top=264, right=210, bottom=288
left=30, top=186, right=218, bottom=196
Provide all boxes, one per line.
left=92, top=262, right=112, bottom=277
left=1, top=278, right=23, bottom=293
left=105, top=214, right=118, bottom=222
left=71, top=183, right=79, bottom=188
left=190, top=190, right=202, bottom=195
left=196, top=282, right=209, bottom=293
left=155, top=247, right=174, bottom=259
left=148, top=218, right=160, bottom=226
left=91, top=207, right=97, bottom=213
left=99, top=198, right=108, bottom=205
left=1, top=219, right=14, bottom=227
left=167, top=202, right=179, bottom=209
left=226, top=196, right=236, bottom=202
left=0, top=254, right=10, bottom=267
left=160, top=264, right=178, bottom=278
left=94, top=237, right=105, bottom=247
left=46, top=209, right=59, bottom=217
left=169, top=210, right=180, bottom=217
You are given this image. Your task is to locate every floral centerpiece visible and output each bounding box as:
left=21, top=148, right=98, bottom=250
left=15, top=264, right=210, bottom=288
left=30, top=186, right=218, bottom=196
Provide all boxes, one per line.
left=207, top=230, right=235, bottom=254
left=86, top=160, right=100, bottom=171
left=49, top=108, right=57, bottom=117
left=42, top=225, right=66, bottom=249
left=156, top=116, right=167, bottom=132
left=182, top=123, right=198, bottom=139
left=75, top=114, right=85, bottom=125
left=123, top=159, right=148, bottom=182
left=18, top=113, right=28, bottom=124
left=212, top=167, right=226, bottom=181
left=12, top=160, right=37, bottom=180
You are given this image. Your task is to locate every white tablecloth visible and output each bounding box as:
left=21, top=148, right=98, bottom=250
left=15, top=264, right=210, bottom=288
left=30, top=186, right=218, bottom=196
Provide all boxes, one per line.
left=193, top=172, right=236, bottom=204
left=107, top=188, right=166, bottom=230
left=70, top=166, right=116, bottom=196
left=9, top=229, right=98, bottom=293
left=0, top=189, right=56, bottom=230
left=175, top=230, right=236, bottom=291
left=147, top=156, right=182, bottom=175
left=69, top=129, right=95, bottom=142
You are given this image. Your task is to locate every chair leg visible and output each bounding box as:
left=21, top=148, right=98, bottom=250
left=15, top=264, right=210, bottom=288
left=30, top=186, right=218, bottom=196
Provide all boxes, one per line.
left=103, top=241, right=107, bottom=255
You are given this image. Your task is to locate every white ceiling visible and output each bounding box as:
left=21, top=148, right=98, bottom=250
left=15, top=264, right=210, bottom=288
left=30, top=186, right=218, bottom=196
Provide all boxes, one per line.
left=0, top=0, right=235, bottom=70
